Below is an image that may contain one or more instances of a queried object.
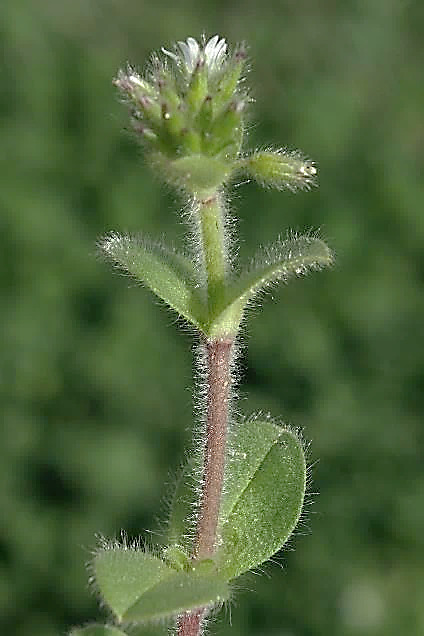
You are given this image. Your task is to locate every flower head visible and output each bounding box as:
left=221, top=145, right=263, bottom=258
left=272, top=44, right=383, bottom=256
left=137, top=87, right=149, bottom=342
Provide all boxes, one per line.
left=114, top=35, right=248, bottom=192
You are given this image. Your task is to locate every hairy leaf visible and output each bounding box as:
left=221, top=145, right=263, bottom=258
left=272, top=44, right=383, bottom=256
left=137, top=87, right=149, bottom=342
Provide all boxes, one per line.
left=99, top=233, right=207, bottom=329
left=219, top=416, right=283, bottom=524
left=70, top=626, right=127, bottom=636
left=235, top=235, right=333, bottom=295
left=208, top=235, right=333, bottom=337
left=123, top=569, right=229, bottom=623
left=93, top=544, right=173, bottom=621
left=216, top=417, right=306, bottom=579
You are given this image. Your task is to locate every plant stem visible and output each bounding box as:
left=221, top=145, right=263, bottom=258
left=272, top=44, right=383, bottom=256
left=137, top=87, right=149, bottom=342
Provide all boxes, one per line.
left=194, top=191, right=228, bottom=307
left=177, top=337, right=234, bottom=636
left=195, top=336, right=234, bottom=558
left=177, top=192, right=233, bottom=636
left=177, top=609, right=207, bottom=636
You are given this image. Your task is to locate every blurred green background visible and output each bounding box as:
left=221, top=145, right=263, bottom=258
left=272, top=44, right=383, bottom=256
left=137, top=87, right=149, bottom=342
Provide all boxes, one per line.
left=1, top=1, right=424, bottom=635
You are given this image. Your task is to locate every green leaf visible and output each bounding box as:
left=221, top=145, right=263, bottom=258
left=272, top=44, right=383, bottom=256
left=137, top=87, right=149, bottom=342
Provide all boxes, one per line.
left=232, top=234, right=333, bottom=302
left=70, top=626, right=127, bottom=636
left=216, top=416, right=306, bottom=579
left=99, top=233, right=207, bottom=329
left=208, top=235, right=333, bottom=337
left=93, top=542, right=174, bottom=621
left=93, top=541, right=227, bottom=625
left=123, top=570, right=229, bottom=623
left=219, top=415, right=284, bottom=524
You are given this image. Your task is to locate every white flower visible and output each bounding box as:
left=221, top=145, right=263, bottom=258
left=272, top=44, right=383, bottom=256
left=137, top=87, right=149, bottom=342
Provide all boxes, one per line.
left=162, top=35, right=228, bottom=76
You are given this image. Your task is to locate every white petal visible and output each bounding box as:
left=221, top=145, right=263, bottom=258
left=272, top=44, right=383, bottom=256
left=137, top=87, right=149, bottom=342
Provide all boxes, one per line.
left=161, top=47, right=179, bottom=64
left=204, top=35, right=219, bottom=55
left=204, top=35, right=227, bottom=72
left=177, top=37, right=200, bottom=73
left=162, top=35, right=228, bottom=77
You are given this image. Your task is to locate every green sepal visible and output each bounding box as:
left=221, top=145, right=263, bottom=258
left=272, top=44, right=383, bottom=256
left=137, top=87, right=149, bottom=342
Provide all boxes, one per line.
left=99, top=233, right=207, bottom=329
left=216, top=416, right=306, bottom=579
left=212, top=50, right=246, bottom=115
left=156, top=69, right=180, bottom=112
left=196, top=96, right=213, bottom=140
left=161, top=98, right=186, bottom=145
left=123, top=569, right=229, bottom=623
left=179, top=128, right=202, bottom=154
left=186, top=62, right=209, bottom=114
left=93, top=543, right=174, bottom=621
left=206, top=102, right=244, bottom=157
left=207, top=234, right=333, bottom=337
left=69, top=626, right=128, bottom=636
left=134, top=97, right=163, bottom=134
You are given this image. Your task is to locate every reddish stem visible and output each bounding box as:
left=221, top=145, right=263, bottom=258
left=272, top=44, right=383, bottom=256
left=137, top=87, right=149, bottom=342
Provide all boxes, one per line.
left=176, top=608, right=206, bottom=636
left=195, top=337, right=233, bottom=558
left=177, top=337, right=234, bottom=636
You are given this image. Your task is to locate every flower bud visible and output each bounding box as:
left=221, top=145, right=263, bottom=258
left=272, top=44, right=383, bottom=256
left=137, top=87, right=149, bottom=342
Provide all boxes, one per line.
left=242, top=149, right=318, bottom=192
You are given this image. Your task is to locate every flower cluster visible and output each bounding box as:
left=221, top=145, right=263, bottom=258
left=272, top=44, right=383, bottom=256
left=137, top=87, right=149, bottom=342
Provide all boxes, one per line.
left=114, top=36, right=248, bottom=164
left=114, top=35, right=317, bottom=195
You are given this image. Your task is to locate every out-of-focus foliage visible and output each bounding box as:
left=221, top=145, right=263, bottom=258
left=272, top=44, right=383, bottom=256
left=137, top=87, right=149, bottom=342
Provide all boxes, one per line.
left=1, top=1, right=423, bottom=635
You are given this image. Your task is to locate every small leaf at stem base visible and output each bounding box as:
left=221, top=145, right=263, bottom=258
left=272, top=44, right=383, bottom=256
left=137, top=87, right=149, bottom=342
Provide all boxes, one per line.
left=93, top=541, right=228, bottom=624
left=93, top=545, right=173, bottom=621
left=123, top=570, right=228, bottom=623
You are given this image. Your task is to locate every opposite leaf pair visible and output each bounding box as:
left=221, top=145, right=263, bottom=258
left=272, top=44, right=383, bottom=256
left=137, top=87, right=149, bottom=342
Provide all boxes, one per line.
left=72, top=417, right=305, bottom=633
left=100, top=232, right=332, bottom=338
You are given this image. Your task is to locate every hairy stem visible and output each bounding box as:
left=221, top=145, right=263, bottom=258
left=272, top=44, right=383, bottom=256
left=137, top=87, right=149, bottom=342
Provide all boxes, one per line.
left=195, top=336, right=234, bottom=558
left=193, top=191, right=228, bottom=306
left=177, top=338, right=234, bottom=636
left=176, top=607, right=207, bottom=636
left=178, top=192, right=233, bottom=636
